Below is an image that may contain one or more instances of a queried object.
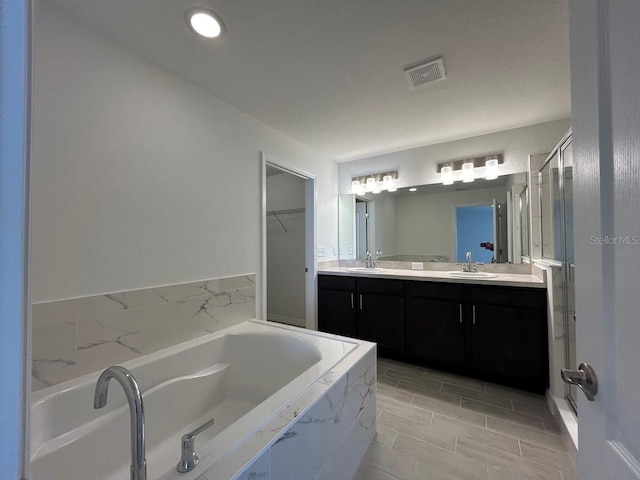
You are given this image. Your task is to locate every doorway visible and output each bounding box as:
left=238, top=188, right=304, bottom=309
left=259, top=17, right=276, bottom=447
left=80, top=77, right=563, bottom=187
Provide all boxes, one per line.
left=455, top=204, right=495, bottom=263
left=260, top=154, right=317, bottom=330
left=355, top=199, right=368, bottom=260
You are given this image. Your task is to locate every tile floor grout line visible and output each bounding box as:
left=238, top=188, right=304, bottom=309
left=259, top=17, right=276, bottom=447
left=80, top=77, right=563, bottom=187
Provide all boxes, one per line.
left=518, top=438, right=523, bottom=457
left=460, top=396, right=548, bottom=424
left=389, top=430, right=399, bottom=450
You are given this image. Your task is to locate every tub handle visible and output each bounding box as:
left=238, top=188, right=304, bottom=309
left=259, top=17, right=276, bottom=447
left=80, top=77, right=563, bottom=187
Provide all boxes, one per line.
left=176, top=418, right=215, bottom=473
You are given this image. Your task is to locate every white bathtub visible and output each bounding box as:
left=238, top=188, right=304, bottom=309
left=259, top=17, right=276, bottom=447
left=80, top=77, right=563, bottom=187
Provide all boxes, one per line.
left=30, top=320, right=359, bottom=480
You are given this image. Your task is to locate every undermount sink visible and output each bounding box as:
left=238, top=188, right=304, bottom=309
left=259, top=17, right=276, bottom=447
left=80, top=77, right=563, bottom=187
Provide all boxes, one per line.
left=444, top=271, right=498, bottom=279
left=345, top=267, right=386, bottom=273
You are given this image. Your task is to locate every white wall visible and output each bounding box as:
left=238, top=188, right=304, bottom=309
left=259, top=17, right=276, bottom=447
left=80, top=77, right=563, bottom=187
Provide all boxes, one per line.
left=266, top=173, right=306, bottom=325
left=397, top=187, right=508, bottom=261
left=338, top=119, right=571, bottom=193
left=31, top=2, right=338, bottom=303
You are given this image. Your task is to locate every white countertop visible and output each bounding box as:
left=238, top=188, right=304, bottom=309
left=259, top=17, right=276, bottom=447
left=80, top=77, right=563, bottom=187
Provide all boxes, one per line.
left=318, top=267, right=546, bottom=288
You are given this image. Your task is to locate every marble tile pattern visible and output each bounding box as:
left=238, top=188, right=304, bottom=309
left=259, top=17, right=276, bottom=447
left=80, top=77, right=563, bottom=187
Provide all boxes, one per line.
left=31, top=274, right=256, bottom=390
left=195, top=340, right=377, bottom=480
left=355, top=357, right=577, bottom=480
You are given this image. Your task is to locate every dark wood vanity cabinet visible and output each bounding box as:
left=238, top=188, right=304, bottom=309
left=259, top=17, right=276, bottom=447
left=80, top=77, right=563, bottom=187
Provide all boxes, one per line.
left=465, top=285, right=548, bottom=391
left=318, top=275, right=404, bottom=356
left=405, top=282, right=466, bottom=370
left=317, top=275, right=356, bottom=337
left=318, top=274, right=548, bottom=393
left=356, top=278, right=405, bottom=357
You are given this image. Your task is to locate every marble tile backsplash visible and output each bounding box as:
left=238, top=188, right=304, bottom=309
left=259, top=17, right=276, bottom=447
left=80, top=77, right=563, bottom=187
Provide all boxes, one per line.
left=32, top=274, right=256, bottom=391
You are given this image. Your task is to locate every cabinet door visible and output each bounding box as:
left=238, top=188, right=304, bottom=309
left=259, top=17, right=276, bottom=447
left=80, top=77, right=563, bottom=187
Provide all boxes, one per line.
left=318, top=289, right=357, bottom=337
left=357, top=293, right=404, bottom=357
left=405, top=298, right=466, bottom=369
left=469, top=303, right=548, bottom=392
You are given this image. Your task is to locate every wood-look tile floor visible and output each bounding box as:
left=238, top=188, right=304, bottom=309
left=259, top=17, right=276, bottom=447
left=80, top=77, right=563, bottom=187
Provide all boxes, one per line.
left=354, top=358, right=577, bottom=480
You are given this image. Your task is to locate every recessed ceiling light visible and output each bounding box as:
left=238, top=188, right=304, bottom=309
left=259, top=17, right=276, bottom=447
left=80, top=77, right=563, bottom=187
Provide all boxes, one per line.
left=409, top=188, right=417, bottom=192
left=185, top=8, right=225, bottom=38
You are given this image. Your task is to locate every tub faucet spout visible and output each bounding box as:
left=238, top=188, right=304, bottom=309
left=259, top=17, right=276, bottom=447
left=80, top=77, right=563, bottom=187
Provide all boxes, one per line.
left=94, top=366, right=146, bottom=480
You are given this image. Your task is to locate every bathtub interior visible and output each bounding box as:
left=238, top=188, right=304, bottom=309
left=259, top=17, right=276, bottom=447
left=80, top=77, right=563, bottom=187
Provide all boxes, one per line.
left=30, top=321, right=357, bottom=480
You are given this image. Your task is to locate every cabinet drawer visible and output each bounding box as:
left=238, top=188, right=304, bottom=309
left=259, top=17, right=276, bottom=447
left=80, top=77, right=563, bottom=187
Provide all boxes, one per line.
left=357, top=277, right=404, bottom=296
left=465, top=285, right=546, bottom=309
left=318, top=275, right=356, bottom=291
left=405, top=281, right=463, bottom=301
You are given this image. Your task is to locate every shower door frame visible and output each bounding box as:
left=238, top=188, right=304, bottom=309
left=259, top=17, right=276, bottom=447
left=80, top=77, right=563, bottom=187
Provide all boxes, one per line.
left=538, top=129, right=577, bottom=415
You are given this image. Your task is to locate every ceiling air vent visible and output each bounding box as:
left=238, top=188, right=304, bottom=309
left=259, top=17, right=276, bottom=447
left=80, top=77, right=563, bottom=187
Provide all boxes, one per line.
left=403, top=57, right=446, bottom=89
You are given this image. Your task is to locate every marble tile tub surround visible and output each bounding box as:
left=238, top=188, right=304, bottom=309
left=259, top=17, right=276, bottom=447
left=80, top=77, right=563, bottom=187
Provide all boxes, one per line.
left=196, top=331, right=377, bottom=480
left=32, top=274, right=256, bottom=391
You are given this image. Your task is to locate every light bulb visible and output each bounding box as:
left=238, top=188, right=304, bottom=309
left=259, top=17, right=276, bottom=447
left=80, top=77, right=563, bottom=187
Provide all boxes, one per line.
left=351, top=180, right=361, bottom=193
left=485, top=158, right=498, bottom=180
left=441, top=165, right=454, bottom=185
left=462, top=162, right=475, bottom=183
left=186, top=9, right=224, bottom=38
left=365, top=177, right=376, bottom=192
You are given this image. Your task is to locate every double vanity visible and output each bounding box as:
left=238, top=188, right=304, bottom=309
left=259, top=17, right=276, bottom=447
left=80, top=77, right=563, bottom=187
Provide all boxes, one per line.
left=318, top=266, right=549, bottom=393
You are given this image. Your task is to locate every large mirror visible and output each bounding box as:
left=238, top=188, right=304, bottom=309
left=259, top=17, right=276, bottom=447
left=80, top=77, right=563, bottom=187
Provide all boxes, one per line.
left=339, top=173, right=530, bottom=264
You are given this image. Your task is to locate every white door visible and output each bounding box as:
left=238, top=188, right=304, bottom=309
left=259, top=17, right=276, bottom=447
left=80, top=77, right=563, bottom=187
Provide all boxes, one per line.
left=571, top=1, right=640, bottom=478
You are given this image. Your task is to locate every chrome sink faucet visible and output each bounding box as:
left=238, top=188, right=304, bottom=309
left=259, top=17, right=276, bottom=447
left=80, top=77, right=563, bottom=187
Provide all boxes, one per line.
left=364, top=250, right=374, bottom=268
left=462, top=251, right=477, bottom=273
left=364, top=249, right=383, bottom=268
left=94, top=366, right=146, bottom=480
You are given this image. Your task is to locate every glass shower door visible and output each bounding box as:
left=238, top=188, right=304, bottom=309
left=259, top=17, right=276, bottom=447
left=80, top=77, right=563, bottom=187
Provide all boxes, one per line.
left=562, top=141, right=577, bottom=411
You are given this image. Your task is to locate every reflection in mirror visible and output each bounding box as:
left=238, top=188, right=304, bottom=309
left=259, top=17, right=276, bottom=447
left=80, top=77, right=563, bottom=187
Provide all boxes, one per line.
left=338, top=173, right=531, bottom=264
left=338, top=194, right=356, bottom=259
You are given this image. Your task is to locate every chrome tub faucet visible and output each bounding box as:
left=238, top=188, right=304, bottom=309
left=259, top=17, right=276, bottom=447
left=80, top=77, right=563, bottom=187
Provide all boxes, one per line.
left=94, top=366, right=147, bottom=480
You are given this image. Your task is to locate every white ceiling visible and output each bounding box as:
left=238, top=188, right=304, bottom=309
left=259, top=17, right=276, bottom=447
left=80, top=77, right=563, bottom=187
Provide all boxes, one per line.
left=46, top=0, right=571, bottom=162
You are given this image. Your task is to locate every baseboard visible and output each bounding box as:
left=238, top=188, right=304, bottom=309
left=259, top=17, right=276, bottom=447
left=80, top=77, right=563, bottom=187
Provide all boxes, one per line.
left=551, top=394, right=578, bottom=470
left=266, top=313, right=306, bottom=328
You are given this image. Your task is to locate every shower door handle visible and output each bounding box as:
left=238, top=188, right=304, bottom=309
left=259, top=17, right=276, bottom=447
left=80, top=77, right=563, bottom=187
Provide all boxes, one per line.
left=561, top=362, right=598, bottom=401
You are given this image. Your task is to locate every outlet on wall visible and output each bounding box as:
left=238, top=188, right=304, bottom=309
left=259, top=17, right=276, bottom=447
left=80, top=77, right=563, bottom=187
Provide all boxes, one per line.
left=411, top=262, right=424, bottom=270
left=318, top=247, right=325, bottom=257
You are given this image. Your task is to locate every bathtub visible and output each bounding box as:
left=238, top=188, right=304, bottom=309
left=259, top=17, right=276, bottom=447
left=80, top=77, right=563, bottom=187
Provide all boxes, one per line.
left=29, top=320, right=374, bottom=480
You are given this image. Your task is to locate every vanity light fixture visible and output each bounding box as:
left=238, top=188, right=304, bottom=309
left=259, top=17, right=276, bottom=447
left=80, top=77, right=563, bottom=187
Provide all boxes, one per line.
left=351, top=171, right=398, bottom=195
left=484, top=157, right=499, bottom=180
left=441, top=165, right=454, bottom=185
left=185, top=8, right=225, bottom=38
left=461, top=161, right=475, bottom=183
left=436, top=154, right=503, bottom=185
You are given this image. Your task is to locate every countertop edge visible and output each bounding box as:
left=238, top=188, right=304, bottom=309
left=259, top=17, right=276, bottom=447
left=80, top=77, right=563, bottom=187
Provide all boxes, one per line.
left=318, top=268, right=546, bottom=289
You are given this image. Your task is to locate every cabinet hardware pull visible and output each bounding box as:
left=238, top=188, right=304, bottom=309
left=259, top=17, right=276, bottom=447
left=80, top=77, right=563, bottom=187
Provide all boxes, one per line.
left=459, top=304, right=462, bottom=323
left=472, top=305, right=476, bottom=325
left=359, top=294, right=363, bottom=310
left=351, top=293, right=354, bottom=309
